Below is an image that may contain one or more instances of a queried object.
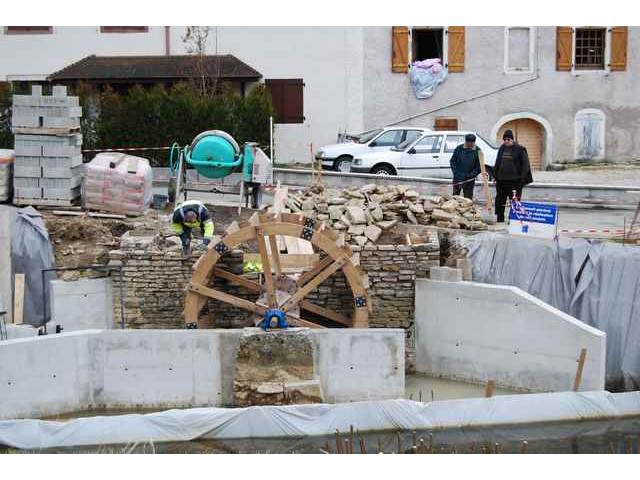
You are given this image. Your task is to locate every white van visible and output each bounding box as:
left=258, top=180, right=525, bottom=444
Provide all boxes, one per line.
left=351, top=131, right=498, bottom=178
left=316, top=127, right=431, bottom=173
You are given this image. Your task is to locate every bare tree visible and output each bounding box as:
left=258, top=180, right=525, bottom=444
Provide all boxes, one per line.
left=182, top=26, right=214, bottom=95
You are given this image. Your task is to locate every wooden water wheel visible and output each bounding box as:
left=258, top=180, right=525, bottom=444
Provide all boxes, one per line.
left=184, top=212, right=370, bottom=329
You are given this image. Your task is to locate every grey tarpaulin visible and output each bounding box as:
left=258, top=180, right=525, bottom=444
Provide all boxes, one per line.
left=0, top=391, right=638, bottom=450
left=469, top=233, right=640, bottom=390
left=11, top=207, right=56, bottom=327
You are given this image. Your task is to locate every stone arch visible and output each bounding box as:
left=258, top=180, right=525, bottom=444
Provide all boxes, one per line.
left=491, top=112, right=553, bottom=169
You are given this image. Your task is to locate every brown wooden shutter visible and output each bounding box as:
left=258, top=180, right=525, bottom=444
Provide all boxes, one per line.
left=434, top=118, right=458, bottom=131
left=392, top=26, right=409, bottom=73
left=447, top=26, right=465, bottom=72
left=556, top=26, right=573, bottom=71
left=265, top=79, right=304, bottom=124
left=610, top=26, right=628, bottom=71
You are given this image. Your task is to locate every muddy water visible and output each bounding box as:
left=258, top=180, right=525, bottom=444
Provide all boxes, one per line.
left=404, top=374, right=523, bottom=401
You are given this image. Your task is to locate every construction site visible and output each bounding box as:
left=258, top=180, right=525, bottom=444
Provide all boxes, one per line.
left=1, top=25, right=640, bottom=457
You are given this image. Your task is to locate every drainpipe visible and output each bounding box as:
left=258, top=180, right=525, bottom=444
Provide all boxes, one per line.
left=164, top=26, right=171, bottom=55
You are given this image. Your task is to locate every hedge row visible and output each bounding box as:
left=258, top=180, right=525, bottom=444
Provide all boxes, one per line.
left=0, top=82, right=275, bottom=166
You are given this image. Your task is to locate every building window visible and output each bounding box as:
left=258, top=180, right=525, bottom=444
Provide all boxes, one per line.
left=265, top=79, right=304, bottom=124
left=412, top=27, right=445, bottom=62
left=505, top=27, right=535, bottom=73
left=574, top=28, right=606, bottom=70
left=100, top=26, right=149, bottom=33
left=5, top=26, right=52, bottom=35
left=575, top=108, right=605, bottom=160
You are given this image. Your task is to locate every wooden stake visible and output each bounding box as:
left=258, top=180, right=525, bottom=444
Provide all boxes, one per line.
left=335, top=430, right=343, bottom=454
left=397, top=431, right=403, bottom=454
left=325, top=440, right=332, bottom=454
left=378, top=438, right=383, bottom=454
left=419, top=438, right=425, bottom=454
left=573, top=348, right=588, bottom=391
left=484, top=379, right=496, bottom=398
left=13, top=274, right=25, bottom=324
left=359, top=437, right=366, bottom=454
left=521, top=440, right=528, bottom=454
left=478, top=149, right=493, bottom=211
left=344, top=438, right=351, bottom=454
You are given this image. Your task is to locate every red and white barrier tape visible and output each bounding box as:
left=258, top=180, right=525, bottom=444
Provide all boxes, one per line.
left=559, top=228, right=626, bottom=234
left=82, top=146, right=171, bottom=153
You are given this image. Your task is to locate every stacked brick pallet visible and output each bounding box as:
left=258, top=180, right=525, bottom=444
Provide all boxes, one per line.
left=12, top=85, right=83, bottom=206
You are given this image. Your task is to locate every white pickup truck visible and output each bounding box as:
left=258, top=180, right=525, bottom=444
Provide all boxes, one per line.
left=350, top=130, right=498, bottom=178
left=316, top=127, right=431, bottom=173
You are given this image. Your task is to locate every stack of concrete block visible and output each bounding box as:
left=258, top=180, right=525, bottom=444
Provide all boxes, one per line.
left=0, top=149, right=14, bottom=202
left=11, top=85, right=83, bottom=206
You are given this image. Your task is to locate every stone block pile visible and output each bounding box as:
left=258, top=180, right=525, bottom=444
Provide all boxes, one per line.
left=284, top=183, right=488, bottom=246
left=12, top=85, right=83, bottom=206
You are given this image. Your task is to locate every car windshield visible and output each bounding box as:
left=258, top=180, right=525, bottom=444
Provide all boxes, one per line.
left=355, top=129, right=384, bottom=144
left=392, top=137, right=418, bottom=151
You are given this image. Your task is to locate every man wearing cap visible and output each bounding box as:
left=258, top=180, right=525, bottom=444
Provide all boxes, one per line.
left=449, top=133, right=482, bottom=199
left=494, top=129, right=533, bottom=223
left=171, top=199, right=214, bottom=256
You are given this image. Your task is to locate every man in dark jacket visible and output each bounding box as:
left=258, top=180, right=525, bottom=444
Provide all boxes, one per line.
left=493, top=129, right=534, bottom=222
left=450, top=133, right=481, bottom=199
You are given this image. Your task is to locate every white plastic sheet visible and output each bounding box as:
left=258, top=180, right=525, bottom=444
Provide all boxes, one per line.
left=469, top=232, right=640, bottom=390
left=410, top=61, right=448, bottom=99
left=1, top=391, right=638, bottom=450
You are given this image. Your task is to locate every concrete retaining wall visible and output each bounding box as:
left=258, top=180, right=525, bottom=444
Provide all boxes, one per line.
left=0, top=328, right=405, bottom=420
left=50, top=278, right=114, bottom=332
left=414, top=279, right=606, bottom=392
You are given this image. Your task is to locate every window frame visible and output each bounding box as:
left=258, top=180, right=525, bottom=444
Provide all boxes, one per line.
left=4, top=26, right=53, bottom=35
left=571, top=26, right=612, bottom=75
left=99, top=26, right=149, bottom=34
left=443, top=134, right=466, bottom=153
left=370, top=129, right=405, bottom=147
left=503, top=26, right=536, bottom=74
left=410, top=26, right=448, bottom=67
left=412, top=134, right=444, bottom=154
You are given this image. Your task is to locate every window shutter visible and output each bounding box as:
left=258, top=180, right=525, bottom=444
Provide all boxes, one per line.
left=392, top=26, right=409, bottom=73
left=283, top=79, right=304, bottom=124
left=556, top=26, right=573, bottom=71
left=610, top=26, right=628, bottom=71
left=447, top=26, right=465, bottom=73
left=434, top=118, right=458, bottom=130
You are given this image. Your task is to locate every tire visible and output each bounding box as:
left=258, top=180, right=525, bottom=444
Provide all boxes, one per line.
left=334, top=156, right=352, bottom=173
left=371, top=164, right=396, bottom=176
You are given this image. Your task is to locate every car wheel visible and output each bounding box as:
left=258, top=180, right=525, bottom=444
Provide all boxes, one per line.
left=334, top=157, right=352, bottom=173
left=371, top=165, right=396, bottom=176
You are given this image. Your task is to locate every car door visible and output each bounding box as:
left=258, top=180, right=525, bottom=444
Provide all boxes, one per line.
left=442, top=134, right=466, bottom=179
left=366, top=129, right=405, bottom=153
left=398, top=134, right=443, bottom=177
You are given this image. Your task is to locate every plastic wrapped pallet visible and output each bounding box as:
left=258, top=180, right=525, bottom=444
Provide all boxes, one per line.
left=83, top=152, right=153, bottom=215
left=0, top=149, right=14, bottom=202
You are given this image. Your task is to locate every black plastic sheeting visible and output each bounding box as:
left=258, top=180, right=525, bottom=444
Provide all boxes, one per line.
left=11, top=207, right=56, bottom=327
left=469, top=233, right=640, bottom=391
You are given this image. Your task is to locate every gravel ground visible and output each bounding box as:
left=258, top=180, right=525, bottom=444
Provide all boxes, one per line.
left=533, top=165, right=640, bottom=186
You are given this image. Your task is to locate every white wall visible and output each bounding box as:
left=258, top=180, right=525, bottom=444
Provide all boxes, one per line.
left=414, top=279, right=606, bottom=392
left=0, top=328, right=404, bottom=420
left=0, top=26, right=365, bottom=163
left=50, top=278, right=114, bottom=332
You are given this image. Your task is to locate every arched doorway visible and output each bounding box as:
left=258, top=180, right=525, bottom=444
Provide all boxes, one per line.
left=491, top=113, right=552, bottom=171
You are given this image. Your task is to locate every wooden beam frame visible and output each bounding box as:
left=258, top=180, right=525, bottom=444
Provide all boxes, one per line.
left=213, top=267, right=261, bottom=293
left=300, top=300, right=351, bottom=326
left=281, top=257, right=346, bottom=312
left=256, top=227, right=277, bottom=308
left=297, top=255, right=333, bottom=286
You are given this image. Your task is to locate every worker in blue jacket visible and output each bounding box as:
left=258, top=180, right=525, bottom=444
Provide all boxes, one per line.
left=450, top=133, right=481, bottom=199
left=171, top=200, right=214, bottom=256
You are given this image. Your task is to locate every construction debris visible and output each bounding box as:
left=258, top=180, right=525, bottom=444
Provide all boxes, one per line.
left=284, top=184, right=488, bottom=246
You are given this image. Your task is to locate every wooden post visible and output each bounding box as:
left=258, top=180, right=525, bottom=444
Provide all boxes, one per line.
left=573, top=348, right=588, bottom=391
left=335, top=430, right=343, bottom=454
left=484, top=379, right=496, bottom=398
left=521, top=440, right=528, bottom=454
left=359, top=437, right=366, bottom=454
left=13, top=273, right=25, bottom=324
left=478, top=149, right=493, bottom=210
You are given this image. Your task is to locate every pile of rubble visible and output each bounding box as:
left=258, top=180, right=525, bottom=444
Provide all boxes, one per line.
left=284, top=184, right=488, bottom=246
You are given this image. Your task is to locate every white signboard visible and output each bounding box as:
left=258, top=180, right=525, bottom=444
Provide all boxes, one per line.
left=508, top=201, right=558, bottom=239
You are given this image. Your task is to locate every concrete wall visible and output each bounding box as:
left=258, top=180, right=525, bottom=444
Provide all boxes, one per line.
left=50, top=278, right=114, bottom=332
left=0, top=328, right=405, bottom=420
left=363, top=26, right=640, bottom=164
left=0, top=26, right=365, bottom=164
left=414, top=279, right=606, bottom=392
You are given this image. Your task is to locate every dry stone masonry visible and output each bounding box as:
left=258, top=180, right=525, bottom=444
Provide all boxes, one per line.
left=284, top=183, right=488, bottom=247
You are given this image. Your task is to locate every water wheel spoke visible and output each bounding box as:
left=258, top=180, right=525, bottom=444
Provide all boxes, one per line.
left=281, top=257, right=347, bottom=312
left=256, top=227, right=277, bottom=308
left=213, top=267, right=261, bottom=293
left=188, top=282, right=262, bottom=314
left=285, top=313, right=327, bottom=329
left=297, top=255, right=333, bottom=287
left=268, top=235, right=283, bottom=277
left=299, top=300, right=351, bottom=326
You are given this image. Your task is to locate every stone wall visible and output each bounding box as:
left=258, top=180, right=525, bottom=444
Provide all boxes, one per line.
left=107, top=230, right=440, bottom=364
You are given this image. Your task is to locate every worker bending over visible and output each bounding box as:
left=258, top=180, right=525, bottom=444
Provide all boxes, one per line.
left=172, top=200, right=214, bottom=256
